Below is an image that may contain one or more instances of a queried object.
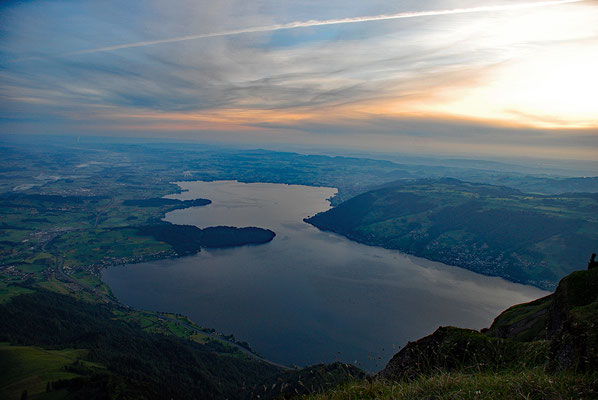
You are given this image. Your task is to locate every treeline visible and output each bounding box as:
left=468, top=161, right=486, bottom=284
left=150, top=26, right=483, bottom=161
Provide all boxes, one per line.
left=201, top=226, right=276, bottom=248
left=136, top=223, right=275, bottom=256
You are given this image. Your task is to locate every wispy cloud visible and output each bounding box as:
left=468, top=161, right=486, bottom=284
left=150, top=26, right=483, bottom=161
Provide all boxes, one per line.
left=14, top=0, right=583, bottom=60
left=1, top=0, right=596, bottom=160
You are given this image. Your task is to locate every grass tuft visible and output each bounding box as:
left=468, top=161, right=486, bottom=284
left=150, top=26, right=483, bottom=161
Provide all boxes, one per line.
left=305, top=369, right=597, bottom=400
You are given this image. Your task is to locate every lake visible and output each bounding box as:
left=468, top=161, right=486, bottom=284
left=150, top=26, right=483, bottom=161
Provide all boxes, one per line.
left=102, top=180, right=548, bottom=372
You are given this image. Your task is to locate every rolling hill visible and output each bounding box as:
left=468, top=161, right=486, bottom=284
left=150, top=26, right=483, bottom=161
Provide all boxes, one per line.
left=306, top=178, right=598, bottom=289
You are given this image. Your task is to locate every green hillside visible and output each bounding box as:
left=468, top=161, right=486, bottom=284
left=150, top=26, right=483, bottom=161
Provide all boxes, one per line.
left=307, top=178, right=598, bottom=289
left=0, top=344, right=105, bottom=400
left=0, top=288, right=279, bottom=399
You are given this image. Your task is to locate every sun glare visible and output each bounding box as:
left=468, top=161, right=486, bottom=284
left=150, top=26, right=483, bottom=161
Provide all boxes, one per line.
left=413, top=2, right=598, bottom=129
left=438, top=46, right=598, bottom=128
left=503, top=49, right=598, bottom=125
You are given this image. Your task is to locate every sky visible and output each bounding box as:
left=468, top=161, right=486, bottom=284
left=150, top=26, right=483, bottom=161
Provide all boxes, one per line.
left=1, top=0, right=597, bottom=160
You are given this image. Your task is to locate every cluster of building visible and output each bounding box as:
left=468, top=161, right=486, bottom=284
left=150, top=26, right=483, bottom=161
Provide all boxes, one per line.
left=75, top=250, right=176, bottom=276
left=0, top=265, right=34, bottom=280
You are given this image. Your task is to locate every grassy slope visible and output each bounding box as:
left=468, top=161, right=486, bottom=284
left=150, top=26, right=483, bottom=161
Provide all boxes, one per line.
left=306, top=369, right=597, bottom=400
left=0, top=344, right=104, bottom=400
left=307, top=179, right=598, bottom=289
left=483, top=295, right=553, bottom=342
left=487, top=268, right=598, bottom=370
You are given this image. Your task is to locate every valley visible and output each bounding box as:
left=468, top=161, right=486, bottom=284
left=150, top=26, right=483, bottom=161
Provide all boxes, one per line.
left=0, top=137, right=596, bottom=398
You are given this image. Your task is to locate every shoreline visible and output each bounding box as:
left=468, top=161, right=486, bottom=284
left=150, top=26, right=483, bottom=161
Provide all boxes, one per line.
left=304, top=219, right=555, bottom=292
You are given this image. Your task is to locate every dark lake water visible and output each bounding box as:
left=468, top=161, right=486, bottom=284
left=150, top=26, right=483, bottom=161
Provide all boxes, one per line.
left=102, top=180, right=548, bottom=371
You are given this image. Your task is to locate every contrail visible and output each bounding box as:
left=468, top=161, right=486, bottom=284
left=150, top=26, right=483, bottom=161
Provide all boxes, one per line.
left=25, top=0, right=586, bottom=59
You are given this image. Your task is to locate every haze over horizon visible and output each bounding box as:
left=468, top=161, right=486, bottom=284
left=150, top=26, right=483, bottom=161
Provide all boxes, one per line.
left=1, top=0, right=597, bottom=160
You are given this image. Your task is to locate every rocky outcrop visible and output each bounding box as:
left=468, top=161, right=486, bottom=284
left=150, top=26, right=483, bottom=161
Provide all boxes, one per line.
left=483, top=295, right=552, bottom=342
left=378, top=327, right=546, bottom=381
left=378, top=327, right=455, bottom=381
left=546, top=268, right=598, bottom=371
left=380, top=261, right=598, bottom=380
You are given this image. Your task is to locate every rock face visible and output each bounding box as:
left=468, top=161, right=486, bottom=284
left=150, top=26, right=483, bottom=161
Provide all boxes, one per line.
left=378, top=328, right=452, bottom=381
left=380, top=263, right=598, bottom=380
left=545, top=268, right=598, bottom=371
left=483, top=295, right=552, bottom=342
left=378, top=327, right=547, bottom=381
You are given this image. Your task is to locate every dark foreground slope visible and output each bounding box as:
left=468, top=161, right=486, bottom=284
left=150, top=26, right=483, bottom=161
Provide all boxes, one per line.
left=306, top=178, right=598, bottom=289
left=0, top=289, right=278, bottom=399
left=308, top=264, right=598, bottom=400
left=0, top=288, right=357, bottom=400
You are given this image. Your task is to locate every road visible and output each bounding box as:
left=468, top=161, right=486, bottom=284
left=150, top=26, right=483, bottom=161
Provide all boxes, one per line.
left=93, top=198, right=114, bottom=228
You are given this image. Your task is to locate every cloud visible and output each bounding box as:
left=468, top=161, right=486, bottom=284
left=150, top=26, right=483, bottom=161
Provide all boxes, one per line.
left=1, top=0, right=596, bottom=160
left=10, top=0, right=584, bottom=60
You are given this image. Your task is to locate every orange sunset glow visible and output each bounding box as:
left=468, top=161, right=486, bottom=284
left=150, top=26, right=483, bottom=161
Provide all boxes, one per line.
left=1, top=0, right=597, bottom=159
